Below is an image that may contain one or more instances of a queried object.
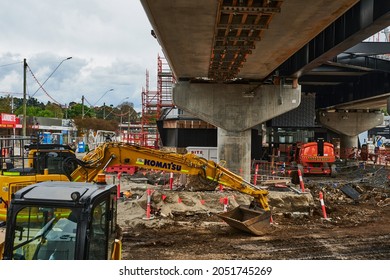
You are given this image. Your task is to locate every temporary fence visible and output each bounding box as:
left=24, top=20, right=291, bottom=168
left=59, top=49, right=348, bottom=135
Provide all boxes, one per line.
left=251, top=160, right=291, bottom=185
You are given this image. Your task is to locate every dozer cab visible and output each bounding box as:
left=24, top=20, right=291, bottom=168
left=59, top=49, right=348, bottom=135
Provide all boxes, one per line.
left=1, top=179, right=122, bottom=260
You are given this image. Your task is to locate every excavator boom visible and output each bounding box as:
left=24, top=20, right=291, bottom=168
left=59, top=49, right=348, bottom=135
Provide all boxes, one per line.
left=67, top=142, right=269, bottom=211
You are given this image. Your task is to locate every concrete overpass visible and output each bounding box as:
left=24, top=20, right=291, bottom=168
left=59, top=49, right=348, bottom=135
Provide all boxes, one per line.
left=140, top=0, right=390, bottom=180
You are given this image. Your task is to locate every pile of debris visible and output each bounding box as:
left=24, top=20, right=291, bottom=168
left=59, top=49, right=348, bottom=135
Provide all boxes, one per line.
left=113, top=164, right=390, bottom=232
left=304, top=164, right=390, bottom=206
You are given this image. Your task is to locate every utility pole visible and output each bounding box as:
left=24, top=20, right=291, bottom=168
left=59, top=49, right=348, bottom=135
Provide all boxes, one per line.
left=22, top=58, right=27, bottom=137
left=82, top=95, right=85, bottom=119
left=103, top=102, right=106, bottom=119
left=127, top=110, right=130, bottom=143
left=120, top=113, right=123, bottom=141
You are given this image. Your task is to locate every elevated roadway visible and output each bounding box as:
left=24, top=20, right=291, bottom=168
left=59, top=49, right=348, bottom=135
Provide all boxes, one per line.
left=140, top=0, right=390, bottom=179
left=141, top=0, right=361, bottom=81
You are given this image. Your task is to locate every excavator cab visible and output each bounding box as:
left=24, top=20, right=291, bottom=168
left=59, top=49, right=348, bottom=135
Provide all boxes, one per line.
left=23, top=143, right=77, bottom=175
left=0, top=142, right=77, bottom=223
left=2, top=180, right=122, bottom=260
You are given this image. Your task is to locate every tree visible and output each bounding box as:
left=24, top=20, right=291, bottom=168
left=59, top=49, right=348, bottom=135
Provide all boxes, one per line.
left=13, top=97, right=47, bottom=117
left=46, top=103, right=63, bottom=118
left=0, top=96, right=13, bottom=113
left=0, top=96, right=140, bottom=136
left=73, top=117, right=119, bottom=136
left=65, top=103, right=88, bottom=119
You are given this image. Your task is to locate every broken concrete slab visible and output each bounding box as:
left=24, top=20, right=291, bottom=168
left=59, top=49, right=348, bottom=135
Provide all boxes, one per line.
left=340, top=184, right=361, bottom=201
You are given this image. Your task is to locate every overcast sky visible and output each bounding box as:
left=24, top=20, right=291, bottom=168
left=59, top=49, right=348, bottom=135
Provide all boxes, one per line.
left=0, top=0, right=163, bottom=112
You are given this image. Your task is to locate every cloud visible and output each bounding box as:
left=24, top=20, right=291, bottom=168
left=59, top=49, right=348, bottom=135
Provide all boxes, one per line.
left=0, top=0, right=162, bottom=112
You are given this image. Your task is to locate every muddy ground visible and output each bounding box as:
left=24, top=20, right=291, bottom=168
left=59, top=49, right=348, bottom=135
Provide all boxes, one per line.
left=114, top=164, right=390, bottom=260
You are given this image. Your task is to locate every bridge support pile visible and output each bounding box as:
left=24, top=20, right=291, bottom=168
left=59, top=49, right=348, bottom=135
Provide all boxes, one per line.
left=318, top=110, right=384, bottom=158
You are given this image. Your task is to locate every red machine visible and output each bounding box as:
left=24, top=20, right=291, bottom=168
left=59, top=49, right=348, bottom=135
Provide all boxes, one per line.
left=290, top=139, right=337, bottom=177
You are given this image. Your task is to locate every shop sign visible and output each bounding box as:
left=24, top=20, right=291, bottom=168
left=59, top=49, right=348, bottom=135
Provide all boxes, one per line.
left=0, top=113, right=16, bottom=126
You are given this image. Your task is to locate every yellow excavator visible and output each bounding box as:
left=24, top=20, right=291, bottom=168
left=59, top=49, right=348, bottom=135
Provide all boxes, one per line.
left=0, top=142, right=77, bottom=221
left=65, top=142, right=269, bottom=211
left=1, top=142, right=271, bottom=260
left=64, top=142, right=271, bottom=235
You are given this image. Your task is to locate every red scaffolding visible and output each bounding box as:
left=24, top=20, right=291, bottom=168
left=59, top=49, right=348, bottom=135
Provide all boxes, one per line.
left=140, top=55, right=175, bottom=148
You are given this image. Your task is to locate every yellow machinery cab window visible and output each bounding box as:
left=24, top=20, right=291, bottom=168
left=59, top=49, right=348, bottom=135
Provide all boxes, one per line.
left=11, top=206, right=76, bottom=260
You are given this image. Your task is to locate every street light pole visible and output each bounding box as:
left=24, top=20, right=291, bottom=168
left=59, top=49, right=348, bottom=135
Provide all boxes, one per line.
left=96, top=88, right=113, bottom=105
left=22, top=58, right=27, bottom=137
left=31, top=57, right=72, bottom=97
left=122, top=109, right=137, bottom=143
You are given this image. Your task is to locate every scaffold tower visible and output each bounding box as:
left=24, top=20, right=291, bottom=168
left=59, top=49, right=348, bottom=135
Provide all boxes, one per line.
left=140, top=55, right=175, bottom=148
left=157, top=54, right=175, bottom=117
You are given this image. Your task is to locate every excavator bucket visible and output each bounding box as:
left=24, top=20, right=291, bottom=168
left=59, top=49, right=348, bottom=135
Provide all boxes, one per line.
left=217, top=205, right=272, bottom=236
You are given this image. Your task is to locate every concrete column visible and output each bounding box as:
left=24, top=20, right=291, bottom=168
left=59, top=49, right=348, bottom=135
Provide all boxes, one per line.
left=173, top=81, right=301, bottom=180
left=318, top=110, right=383, bottom=159
left=387, top=96, right=390, bottom=113
left=340, top=135, right=358, bottom=159
left=218, top=128, right=251, bottom=179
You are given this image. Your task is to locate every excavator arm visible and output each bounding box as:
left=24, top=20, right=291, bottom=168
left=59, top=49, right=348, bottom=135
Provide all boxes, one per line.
left=65, top=142, right=269, bottom=211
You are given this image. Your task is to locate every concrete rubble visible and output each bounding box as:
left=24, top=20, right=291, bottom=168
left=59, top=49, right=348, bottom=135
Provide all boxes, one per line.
left=113, top=163, right=390, bottom=232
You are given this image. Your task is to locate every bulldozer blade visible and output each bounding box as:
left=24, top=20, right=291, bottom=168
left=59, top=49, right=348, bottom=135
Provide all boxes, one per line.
left=217, top=205, right=272, bottom=236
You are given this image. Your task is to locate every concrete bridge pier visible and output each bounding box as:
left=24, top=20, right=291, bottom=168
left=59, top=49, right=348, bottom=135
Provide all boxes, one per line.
left=173, top=81, right=301, bottom=181
left=217, top=128, right=251, bottom=178
left=318, top=111, right=384, bottom=159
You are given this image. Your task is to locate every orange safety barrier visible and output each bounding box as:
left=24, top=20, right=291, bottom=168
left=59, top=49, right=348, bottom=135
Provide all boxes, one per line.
left=319, top=191, right=328, bottom=219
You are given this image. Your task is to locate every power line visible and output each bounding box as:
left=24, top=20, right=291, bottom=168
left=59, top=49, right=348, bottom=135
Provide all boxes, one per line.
left=0, top=61, right=23, bottom=68
left=27, top=65, right=62, bottom=105
left=83, top=89, right=114, bottom=117
left=0, top=91, right=24, bottom=96
left=83, top=96, right=94, bottom=106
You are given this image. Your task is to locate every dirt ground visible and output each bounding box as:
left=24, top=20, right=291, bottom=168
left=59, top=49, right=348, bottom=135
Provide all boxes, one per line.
left=114, top=163, right=390, bottom=260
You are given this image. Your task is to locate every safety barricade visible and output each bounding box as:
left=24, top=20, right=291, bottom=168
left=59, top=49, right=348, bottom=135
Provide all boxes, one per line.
left=251, top=160, right=291, bottom=185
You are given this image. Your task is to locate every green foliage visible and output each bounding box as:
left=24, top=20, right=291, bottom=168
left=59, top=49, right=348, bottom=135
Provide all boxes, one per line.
left=73, top=117, right=119, bottom=135
left=0, top=96, right=140, bottom=133
left=0, top=96, right=13, bottom=113
left=66, top=103, right=86, bottom=119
